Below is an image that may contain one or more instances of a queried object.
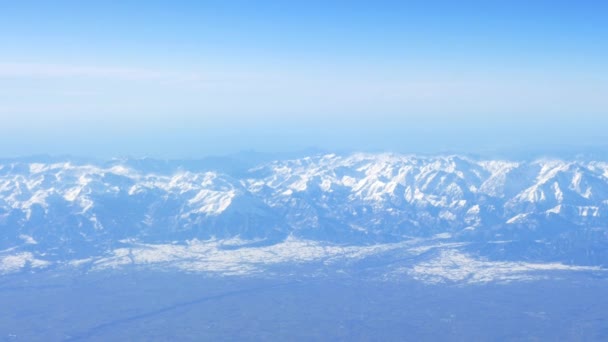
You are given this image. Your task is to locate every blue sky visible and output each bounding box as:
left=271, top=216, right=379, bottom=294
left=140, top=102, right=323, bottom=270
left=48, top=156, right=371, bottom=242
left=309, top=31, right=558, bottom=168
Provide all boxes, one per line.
left=0, top=0, right=607, bottom=157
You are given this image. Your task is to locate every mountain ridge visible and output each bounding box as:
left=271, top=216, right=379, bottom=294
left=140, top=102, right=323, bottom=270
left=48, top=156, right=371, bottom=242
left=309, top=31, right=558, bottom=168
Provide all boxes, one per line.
left=1, top=152, right=607, bottom=281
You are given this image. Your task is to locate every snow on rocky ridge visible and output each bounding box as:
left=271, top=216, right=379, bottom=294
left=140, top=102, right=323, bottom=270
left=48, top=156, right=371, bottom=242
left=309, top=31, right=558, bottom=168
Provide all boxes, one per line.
left=0, top=153, right=607, bottom=283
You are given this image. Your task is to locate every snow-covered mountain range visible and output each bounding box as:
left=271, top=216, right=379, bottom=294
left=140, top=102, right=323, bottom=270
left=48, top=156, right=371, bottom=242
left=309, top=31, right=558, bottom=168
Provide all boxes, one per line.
left=1, top=153, right=607, bottom=283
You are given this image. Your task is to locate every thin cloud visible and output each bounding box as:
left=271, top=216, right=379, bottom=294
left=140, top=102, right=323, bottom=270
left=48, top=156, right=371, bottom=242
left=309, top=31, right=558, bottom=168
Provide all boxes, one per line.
left=0, top=63, right=206, bottom=82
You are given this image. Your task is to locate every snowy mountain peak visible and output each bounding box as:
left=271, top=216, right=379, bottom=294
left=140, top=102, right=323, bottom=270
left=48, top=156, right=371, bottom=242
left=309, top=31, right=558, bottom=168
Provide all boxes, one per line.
left=1, top=153, right=607, bottom=277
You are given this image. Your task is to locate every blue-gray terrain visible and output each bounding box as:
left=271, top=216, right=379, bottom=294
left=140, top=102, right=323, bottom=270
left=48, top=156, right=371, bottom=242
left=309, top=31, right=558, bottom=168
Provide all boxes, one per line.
left=2, top=152, right=608, bottom=340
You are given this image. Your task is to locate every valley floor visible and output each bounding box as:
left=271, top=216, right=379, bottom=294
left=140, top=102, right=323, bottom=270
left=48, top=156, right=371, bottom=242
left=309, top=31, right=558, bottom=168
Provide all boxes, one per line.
left=2, top=270, right=608, bottom=341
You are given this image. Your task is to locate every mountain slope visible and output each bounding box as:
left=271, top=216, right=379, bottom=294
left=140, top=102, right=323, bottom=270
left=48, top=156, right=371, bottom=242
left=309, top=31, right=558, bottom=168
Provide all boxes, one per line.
left=1, top=153, right=607, bottom=281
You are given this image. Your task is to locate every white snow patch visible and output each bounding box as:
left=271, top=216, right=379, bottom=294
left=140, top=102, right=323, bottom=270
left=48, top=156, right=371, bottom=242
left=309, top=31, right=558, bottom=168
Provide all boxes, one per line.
left=406, top=250, right=601, bottom=284
left=92, top=238, right=416, bottom=275
left=579, top=206, right=599, bottom=217
left=29, top=163, right=47, bottom=174
left=466, top=205, right=480, bottom=215
left=546, top=205, right=562, bottom=215
left=434, top=233, right=452, bottom=239
left=19, top=234, right=37, bottom=245
left=188, top=189, right=235, bottom=215
left=0, top=252, right=50, bottom=274
left=439, top=211, right=456, bottom=221
left=507, top=213, right=529, bottom=224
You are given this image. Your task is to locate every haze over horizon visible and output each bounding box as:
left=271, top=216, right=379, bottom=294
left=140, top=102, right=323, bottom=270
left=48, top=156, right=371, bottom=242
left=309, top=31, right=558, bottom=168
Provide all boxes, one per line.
left=1, top=1, right=607, bottom=157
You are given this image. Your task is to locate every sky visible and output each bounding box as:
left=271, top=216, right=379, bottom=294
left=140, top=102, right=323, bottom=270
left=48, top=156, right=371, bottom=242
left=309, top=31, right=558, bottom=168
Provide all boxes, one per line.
left=0, top=0, right=607, bottom=158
